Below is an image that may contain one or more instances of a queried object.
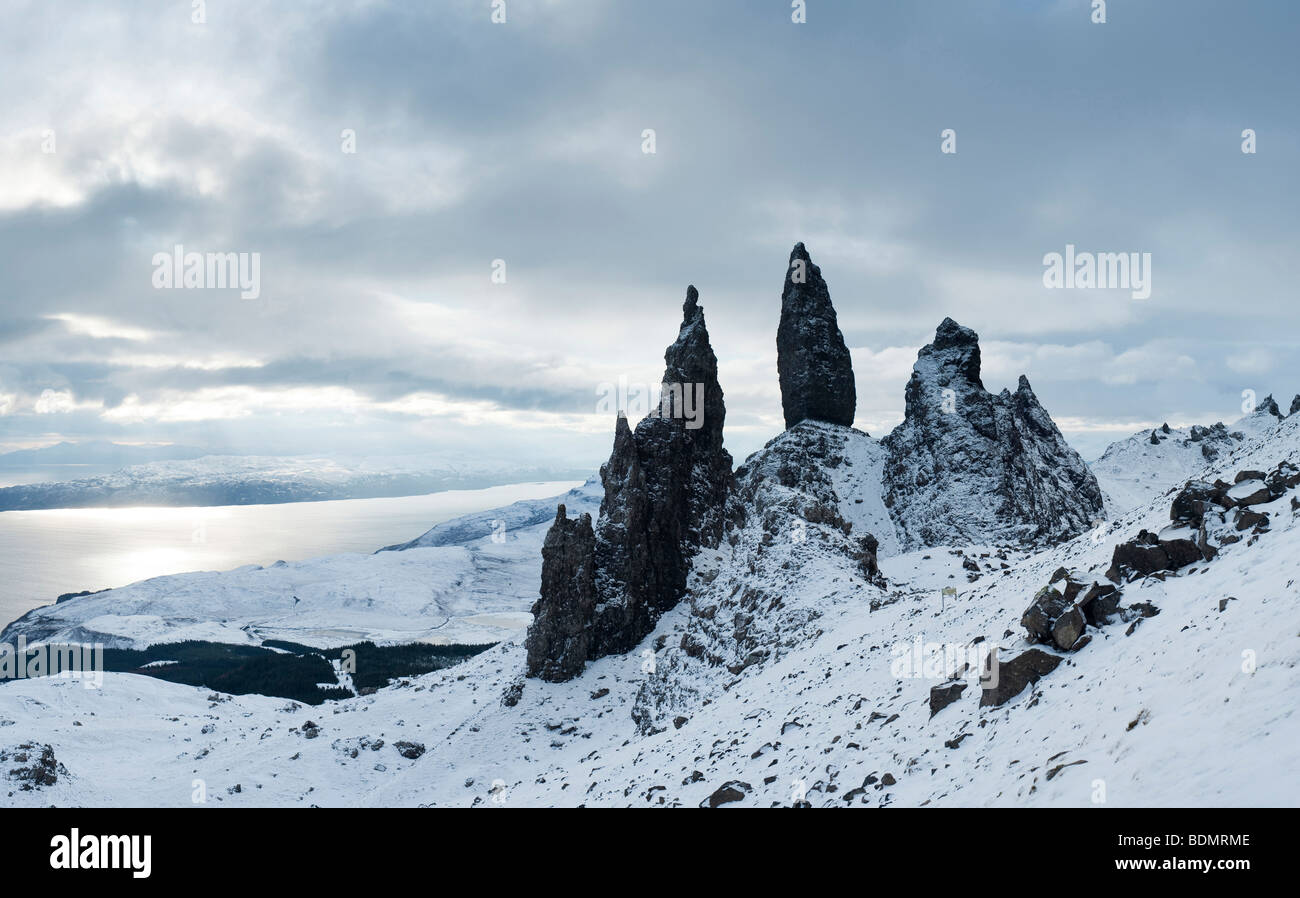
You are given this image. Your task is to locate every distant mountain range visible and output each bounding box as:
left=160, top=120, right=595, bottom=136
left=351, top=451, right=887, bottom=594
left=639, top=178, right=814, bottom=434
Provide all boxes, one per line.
left=0, top=453, right=592, bottom=511
left=0, top=440, right=211, bottom=469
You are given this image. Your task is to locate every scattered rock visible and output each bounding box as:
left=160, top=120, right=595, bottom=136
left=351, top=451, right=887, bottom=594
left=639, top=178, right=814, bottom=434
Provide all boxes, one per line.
left=701, top=780, right=751, bottom=808
left=394, top=741, right=425, bottom=760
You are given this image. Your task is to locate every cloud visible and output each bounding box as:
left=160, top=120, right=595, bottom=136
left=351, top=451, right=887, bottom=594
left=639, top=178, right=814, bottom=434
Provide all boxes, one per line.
left=0, top=1, right=1296, bottom=464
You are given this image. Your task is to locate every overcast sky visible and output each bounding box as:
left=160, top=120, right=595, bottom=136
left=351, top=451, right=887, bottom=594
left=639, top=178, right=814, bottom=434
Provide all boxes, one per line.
left=1, top=0, right=1297, bottom=468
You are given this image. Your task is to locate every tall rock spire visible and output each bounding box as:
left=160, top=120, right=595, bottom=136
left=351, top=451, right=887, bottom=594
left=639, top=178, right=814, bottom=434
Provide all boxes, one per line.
left=525, top=287, right=734, bottom=681
left=777, top=243, right=856, bottom=429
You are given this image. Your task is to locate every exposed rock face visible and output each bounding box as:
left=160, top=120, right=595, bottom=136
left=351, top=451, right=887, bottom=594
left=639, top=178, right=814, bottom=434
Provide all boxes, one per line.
left=881, top=318, right=1105, bottom=549
left=524, top=506, right=596, bottom=681
left=777, top=243, right=856, bottom=429
left=1291, top=395, right=1300, bottom=417
left=1257, top=394, right=1283, bottom=419
left=525, top=287, right=734, bottom=681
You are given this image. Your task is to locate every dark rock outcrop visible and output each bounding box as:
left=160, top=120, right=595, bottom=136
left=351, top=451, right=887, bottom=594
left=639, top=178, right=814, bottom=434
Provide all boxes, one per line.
left=1290, top=395, right=1300, bottom=417
left=525, top=287, right=734, bottom=681
left=881, top=318, right=1105, bottom=549
left=857, top=533, right=886, bottom=587
left=1021, top=585, right=1085, bottom=651
left=701, top=780, right=751, bottom=808
left=776, top=243, right=856, bottom=429
left=3, top=743, right=65, bottom=789
left=1105, top=528, right=1204, bottom=582
left=524, top=506, right=596, bottom=681
left=1121, top=460, right=1300, bottom=584
left=980, top=649, right=1062, bottom=708
left=1257, top=394, right=1284, bottom=420
left=929, top=681, right=968, bottom=718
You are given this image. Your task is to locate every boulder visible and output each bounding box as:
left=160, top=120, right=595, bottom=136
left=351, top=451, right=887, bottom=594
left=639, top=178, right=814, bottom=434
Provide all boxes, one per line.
left=929, top=681, right=968, bottom=718
left=1227, top=479, right=1272, bottom=507
left=1021, top=584, right=1086, bottom=651
left=1078, top=581, right=1122, bottom=626
left=1170, top=480, right=1228, bottom=527
left=1106, top=527, right=1207, bottom=582
left=701, top=780, right=752, bottom=808
left=393, top=741, right=425, bottom=760
left=980, top=649, right=1062, bottom=708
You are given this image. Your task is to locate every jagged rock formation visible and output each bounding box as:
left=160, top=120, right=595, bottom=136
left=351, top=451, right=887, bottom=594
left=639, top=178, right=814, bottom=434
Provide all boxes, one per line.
left=881, top=318, right=1105, bottom=549
left=630, top=419, right=895, bottom=733
left=777, top=243, right=856, bottom=429
left=525, top=287, right=734, bottom=681
left=1291, top=395, right=1300, bottom=417
left=523, top=506, right=596, bottom=681
left=1258, top=394, right=1283, bottom=419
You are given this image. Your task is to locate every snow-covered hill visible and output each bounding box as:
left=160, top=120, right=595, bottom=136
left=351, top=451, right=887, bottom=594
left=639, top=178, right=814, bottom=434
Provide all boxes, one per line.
left=0, top=481, right=602, bottom=651
left=3, top=415, right=1296, bottom=807
left=1090, top=399, right=1292, bottom=516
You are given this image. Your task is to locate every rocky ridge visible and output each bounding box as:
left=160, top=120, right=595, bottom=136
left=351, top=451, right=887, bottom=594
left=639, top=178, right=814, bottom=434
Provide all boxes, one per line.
left=525, top=287, right=736, bottom=681
left=882, top=318, right=1105, bottom=550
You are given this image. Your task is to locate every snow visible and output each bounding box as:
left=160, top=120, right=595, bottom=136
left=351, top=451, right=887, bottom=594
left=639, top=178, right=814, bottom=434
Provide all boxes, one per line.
left=823, top=427, right=900, bottom=557
left=1, top=417, right=1296, bottom=807
left=1090, top=406, right=1286, bottom=517
left=1227, top=480, right=1266, bottom=501
left=2, top=480, right=603, bottom=651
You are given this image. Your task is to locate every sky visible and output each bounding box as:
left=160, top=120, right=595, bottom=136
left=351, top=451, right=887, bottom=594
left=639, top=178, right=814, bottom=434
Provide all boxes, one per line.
left=1, top=0, right=1297, bottom=469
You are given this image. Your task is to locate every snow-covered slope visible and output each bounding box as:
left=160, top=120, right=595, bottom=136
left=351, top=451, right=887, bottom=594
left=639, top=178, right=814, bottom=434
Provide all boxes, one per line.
left=1091, top=400, right=1290, bottom=517
left=1, top=481, right=602, bottom=651
left=4, top=415, right=1296, bottom=807
left=381, top=479, right=601, bottom=551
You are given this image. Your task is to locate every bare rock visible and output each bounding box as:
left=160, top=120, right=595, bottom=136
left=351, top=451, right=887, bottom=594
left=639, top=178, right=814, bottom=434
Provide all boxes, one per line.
left=777, top=243, right=856, bottom=429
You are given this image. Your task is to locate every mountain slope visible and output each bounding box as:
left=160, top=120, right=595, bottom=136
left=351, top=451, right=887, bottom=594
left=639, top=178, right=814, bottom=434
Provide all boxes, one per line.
left=4, top=413, right=1296, bottom=807
left=1092, top=400, right=1290, bottom=517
